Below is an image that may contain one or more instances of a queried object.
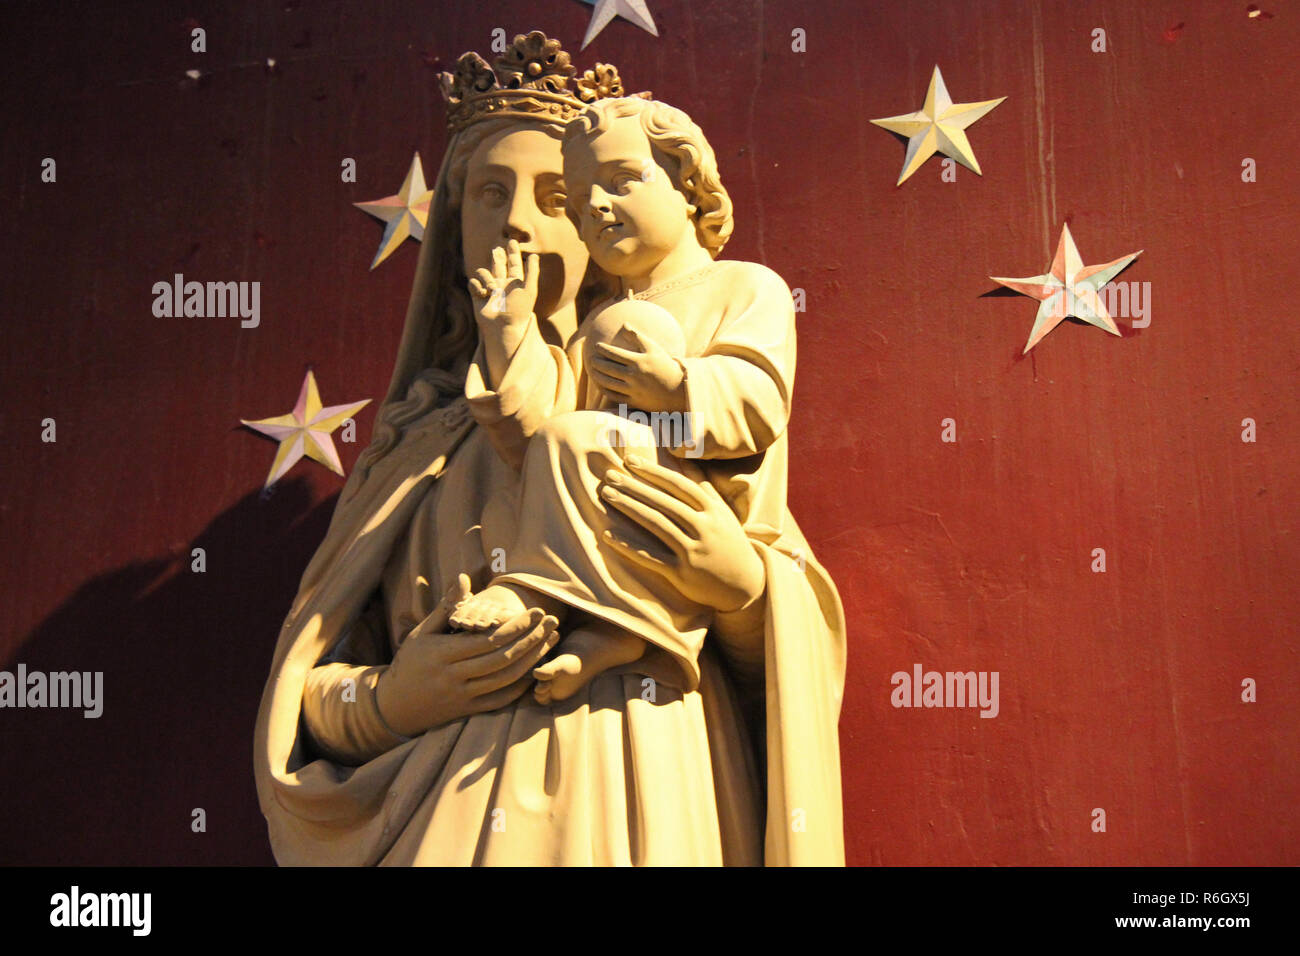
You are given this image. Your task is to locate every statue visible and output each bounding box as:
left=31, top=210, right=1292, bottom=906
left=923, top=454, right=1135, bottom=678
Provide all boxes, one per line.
left=253, top=31, right=847, bottom=866
left=451, top=92, right=805, bottom=708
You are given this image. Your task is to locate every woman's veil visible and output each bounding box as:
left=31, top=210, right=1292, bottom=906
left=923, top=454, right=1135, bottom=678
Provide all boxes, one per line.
left=381, top=128, right=471, bottom=408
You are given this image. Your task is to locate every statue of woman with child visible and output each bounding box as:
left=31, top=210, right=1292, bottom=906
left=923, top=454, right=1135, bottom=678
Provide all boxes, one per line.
left=253, top=30, right=846, bottom=866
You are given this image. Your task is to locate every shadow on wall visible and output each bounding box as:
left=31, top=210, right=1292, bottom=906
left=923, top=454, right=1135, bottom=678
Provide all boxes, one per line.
left=0, top=478, right=339, bottom=865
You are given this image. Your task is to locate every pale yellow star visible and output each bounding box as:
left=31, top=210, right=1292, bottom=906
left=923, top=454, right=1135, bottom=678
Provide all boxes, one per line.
left=241, top=370, right=371, bottom=487
left=871, top=66, right=1005, bottom=186
left=354, top=153, right=433, bottom=269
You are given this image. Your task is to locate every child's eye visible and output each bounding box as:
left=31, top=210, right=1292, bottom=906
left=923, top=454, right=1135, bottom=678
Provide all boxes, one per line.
left=612, top=171, right=638, bottom=190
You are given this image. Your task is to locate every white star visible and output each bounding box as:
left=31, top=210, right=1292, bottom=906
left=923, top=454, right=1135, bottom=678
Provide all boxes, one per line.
left=871, top=66, right=1005, bottom=186
left=579, top=0, right=659, bottom=50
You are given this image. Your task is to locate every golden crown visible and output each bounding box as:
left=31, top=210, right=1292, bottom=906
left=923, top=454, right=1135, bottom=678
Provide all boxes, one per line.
left=440, top=31, right=647, bottom=133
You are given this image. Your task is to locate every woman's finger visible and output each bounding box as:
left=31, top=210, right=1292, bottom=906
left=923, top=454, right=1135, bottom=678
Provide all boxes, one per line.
left=455, top=610, right=557, bottom=674
left=464, top=622, right=561, bottom=693
left=443, top=608, right=545, bottom=662
left=467, top=672, right=537, bottom=714
left=622, top=454, right=710, bottom=510
left=441, top=608, right=538, bottom=660
left=467, top=277, right=487, bottom=300
left=603, top=492, right=688, bottom=557
left=601, top=527, right=675, bottom=573
left=491, top=245, right=507, bottom=279
left=604, top=470, right=700, bottom=537
left=599, top=484, right=681, bottom=545
left=474, top=268, right=496, bottom=292
left=411, top=574, right=474, bottom=642
left=493, top=613, right=559, bottom=663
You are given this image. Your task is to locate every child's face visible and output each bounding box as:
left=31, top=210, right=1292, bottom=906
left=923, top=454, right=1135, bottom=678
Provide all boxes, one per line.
left=565, top=114, right=697, bottom=278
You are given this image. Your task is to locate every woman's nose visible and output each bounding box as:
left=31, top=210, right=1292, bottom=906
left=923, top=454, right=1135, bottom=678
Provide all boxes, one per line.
left=503, top=194, right=534, bottom=243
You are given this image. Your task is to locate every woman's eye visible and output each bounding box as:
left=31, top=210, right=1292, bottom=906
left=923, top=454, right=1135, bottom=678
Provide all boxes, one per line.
left=541, top=191, right=568, bottom=214
left=480, top=184, right=508, bottom=206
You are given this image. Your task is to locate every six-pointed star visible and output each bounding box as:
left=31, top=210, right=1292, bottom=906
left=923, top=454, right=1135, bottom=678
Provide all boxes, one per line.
left=871, top=65, right=1005, bottom=186
left=578, top=0, right=658, bottom=49
left=991, top=223, right=1143, bottom=354
left=354, top=152, right=433, bottom=269
left=241, top=370, right=371, bottom=487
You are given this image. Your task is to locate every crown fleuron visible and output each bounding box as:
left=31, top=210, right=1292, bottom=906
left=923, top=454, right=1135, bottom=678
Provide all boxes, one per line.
left=441, top=31, right=644, bottom=133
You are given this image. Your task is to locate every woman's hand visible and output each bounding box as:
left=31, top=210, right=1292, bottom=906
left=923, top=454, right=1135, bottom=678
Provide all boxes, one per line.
left=375, top=575, right=560, bottom=737
left=598, top=455, right=765, bottom=613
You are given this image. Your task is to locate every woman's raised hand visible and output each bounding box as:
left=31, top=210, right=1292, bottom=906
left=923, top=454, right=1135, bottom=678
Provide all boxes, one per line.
left=598, top=455, right=766, bottom=613
left=375, top=574, right=560, bottom=737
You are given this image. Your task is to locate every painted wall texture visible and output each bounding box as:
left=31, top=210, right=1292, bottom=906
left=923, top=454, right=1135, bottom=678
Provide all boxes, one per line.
left=1, top=0, right=1296, bottom=865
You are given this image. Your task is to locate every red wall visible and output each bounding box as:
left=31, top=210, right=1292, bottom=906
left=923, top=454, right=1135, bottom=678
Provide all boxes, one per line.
left=1, top=0, right=1296, bottom=865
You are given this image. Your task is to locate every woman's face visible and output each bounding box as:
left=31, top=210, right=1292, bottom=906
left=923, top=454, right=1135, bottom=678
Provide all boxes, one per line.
left=460, top=125, right=590, bottom=324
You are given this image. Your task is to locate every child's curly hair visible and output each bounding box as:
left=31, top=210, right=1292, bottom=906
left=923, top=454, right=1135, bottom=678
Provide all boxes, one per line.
left=563, top=97, right=734, bottom=257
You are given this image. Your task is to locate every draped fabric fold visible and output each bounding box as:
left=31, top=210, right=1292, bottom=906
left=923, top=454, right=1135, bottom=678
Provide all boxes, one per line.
left=251, top=110, right=846, bottom=867
left=251, top=404, right=847, bottom=865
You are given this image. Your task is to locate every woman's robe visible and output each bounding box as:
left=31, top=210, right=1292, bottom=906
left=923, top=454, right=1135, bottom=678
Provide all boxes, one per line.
left=480, top=259, right=804, bottom=691
left=252, top=341, right=847, bottom=867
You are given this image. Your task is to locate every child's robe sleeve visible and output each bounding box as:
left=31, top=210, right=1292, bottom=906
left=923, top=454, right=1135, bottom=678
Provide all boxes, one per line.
left=673, top=263, right=795, bottom=461
left=463, top=316, right=579, bottom=470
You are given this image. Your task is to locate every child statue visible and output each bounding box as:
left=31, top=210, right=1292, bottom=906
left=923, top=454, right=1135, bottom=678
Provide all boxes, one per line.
left=451, top=95, right=799, bottom=704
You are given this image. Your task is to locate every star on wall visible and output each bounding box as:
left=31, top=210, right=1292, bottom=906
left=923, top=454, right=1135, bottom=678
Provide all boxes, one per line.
left=991, top=224, right=1143, bottom=354
left=578, top=0, right=659, bottom=49
left=241, top=370, right=371, bottom=487
left=354, top=153, right=433, bottom=269
left=871, top=66, right=1005, bottom=186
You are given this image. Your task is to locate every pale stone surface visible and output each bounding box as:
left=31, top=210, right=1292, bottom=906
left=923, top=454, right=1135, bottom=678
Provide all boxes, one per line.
left=253, top=31, right=846, bottom=866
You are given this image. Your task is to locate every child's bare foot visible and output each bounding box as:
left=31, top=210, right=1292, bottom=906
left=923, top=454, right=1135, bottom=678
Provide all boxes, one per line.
left=449, top=582, right=564, bottom=632
left=533, top=620, right=645, bottom=704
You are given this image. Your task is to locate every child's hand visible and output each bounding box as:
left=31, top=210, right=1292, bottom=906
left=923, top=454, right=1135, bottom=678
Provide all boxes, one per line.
left=590, top=328, right=687, bottom=413
left=467, top=239, right=538, bottom=333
